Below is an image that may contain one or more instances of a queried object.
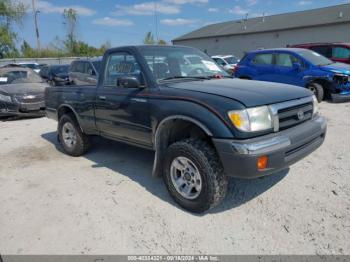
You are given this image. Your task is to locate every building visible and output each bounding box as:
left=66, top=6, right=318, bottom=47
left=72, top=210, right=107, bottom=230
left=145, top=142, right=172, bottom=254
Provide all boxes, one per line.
left=172, top=4, right=350, bottom=58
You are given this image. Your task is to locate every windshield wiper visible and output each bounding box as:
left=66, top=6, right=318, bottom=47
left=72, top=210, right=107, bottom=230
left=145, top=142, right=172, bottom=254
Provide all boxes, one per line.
left=161, top=75, right=230, bottom=81
left=160, top=76, right=208, bottom=81
left=319, top=62, right=334, bottom=66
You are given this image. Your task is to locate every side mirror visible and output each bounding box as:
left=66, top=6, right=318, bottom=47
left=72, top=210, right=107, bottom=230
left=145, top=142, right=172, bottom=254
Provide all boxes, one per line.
left=293, top=62, right=302, bottom=71
left=117, top=76, right=141, bottom=88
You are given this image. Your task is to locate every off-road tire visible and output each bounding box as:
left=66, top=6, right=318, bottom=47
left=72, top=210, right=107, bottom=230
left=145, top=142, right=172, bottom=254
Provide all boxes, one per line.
left=163, top=139, right=228, bottom=213
left=308, top=83, right=324, bottom=102
left=58, top=113, right=91, bottom=156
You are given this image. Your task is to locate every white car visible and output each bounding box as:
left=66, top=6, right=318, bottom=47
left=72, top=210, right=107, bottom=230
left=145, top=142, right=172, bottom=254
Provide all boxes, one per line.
left=211, top=55, right=239, bottom=75
left=14, top=62, right=41, bottom=74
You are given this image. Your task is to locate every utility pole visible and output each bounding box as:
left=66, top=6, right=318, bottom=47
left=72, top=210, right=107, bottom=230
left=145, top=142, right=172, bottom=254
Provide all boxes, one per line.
left=154, top=2, right=159, bottom=43
left=32, top=0, right=41, bottom=50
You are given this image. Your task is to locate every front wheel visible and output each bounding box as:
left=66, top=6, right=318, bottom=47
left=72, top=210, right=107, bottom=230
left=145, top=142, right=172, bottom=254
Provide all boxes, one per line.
left=308, top=83, right=324, bottom=102
left=58, top=113, right=91, bottom=156
left=163, top=139, right=228, bottom=213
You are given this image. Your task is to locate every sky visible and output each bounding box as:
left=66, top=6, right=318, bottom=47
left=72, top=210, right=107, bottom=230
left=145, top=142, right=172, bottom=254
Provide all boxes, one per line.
left=14, top=0, right=350, bottom=49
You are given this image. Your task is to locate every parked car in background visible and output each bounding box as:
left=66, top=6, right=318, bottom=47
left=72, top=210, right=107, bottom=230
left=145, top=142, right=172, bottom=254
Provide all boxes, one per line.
left=14, top=62, right=41, bottom=73
left=46, top=45, right=326, bottom=213
left=290, top=43, right=350, bottom=64
left=40, top=64, right=70, bottom=86
left=234, top=48, right=350, bottom=102
left=69, top=58, right=102, bottom=85
left=212, top=55, right=239, bottom=75
left=38, top=63, right=48, bottom=71
left=0, top=67, right=47, bottom=117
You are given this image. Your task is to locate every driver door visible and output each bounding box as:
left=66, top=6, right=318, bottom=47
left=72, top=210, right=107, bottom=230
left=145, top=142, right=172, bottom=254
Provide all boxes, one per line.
left=94, top=51, right=152, bottom=147
left=274, top=52, right=305, bottom=86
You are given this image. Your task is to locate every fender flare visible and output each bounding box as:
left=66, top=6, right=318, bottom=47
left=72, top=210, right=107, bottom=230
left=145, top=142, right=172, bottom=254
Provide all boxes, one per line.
left=57, top=104, right=84, bottom=132
left=152, top=115, right=214, bottom=177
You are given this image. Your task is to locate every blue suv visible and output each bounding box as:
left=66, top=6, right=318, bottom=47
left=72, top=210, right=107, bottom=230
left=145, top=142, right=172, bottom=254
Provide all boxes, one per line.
left=234, top=48, right=350, bottom=102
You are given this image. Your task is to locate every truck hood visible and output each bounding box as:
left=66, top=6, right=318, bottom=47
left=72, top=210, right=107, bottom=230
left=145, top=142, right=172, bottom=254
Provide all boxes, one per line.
left=167, top=79, right=312, bottom=107
left=320, top=62, right=350, bottom=75
left=0, top=83, right=47, bottom=95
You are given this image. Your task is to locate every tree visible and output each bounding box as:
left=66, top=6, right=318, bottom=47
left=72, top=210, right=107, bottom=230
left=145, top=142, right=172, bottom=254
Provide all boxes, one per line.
left=157, top=39, right=167, bottom=45
left=0, top=0, right=26, bottom=57
left=143, top=32, right=155, bottom=45
left=143, top=32, right=167, bottom=45
left=63, top=8, right=78, bottom=55
left=21, top=40, right=34, bottom=57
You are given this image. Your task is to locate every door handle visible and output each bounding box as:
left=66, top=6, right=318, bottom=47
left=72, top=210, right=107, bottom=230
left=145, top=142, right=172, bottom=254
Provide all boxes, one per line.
left=98, top=96, right=106, bottom=100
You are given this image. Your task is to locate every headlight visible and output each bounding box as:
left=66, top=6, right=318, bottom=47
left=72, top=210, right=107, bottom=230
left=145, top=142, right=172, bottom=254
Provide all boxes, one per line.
left=0, top=93, right=12, bottom=103
left=228, top=106, right=273, bottom=132
left=312, top=95, right=318, bottom=116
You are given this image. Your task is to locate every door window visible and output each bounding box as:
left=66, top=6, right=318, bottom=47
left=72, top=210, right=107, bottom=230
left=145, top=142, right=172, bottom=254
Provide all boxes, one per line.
left=70, top=62, right=77, bottom=72
left=252, top=53, right=273, bottom=65
left=104, top=52, right=142, bottom=87
left=86, top=62, right=95, bottom=75
left=76, top=62, right=86, bottom=73
left=332, top=47, right=350, bottom=59
left=275, top=53, right=300, bottom=67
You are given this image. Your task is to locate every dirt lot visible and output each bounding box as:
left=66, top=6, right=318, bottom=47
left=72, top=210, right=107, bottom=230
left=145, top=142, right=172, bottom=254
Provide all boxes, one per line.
left=0, top=102, right=349, bottom=255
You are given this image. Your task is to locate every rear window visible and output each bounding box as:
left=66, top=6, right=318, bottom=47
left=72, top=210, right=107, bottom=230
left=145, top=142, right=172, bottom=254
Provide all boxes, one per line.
left=19, top=63, right=40, bottom=70
left=224, top=56, right=239, bottom=64
left=0, top=69, right=43, bottom=85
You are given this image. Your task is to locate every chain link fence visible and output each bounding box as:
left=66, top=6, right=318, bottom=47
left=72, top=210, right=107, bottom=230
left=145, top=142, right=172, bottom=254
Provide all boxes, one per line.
left=0, top=57, right=90, bottom=67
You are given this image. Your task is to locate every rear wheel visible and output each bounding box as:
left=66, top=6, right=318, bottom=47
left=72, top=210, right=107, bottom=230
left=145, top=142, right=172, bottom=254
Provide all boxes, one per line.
left=58, top=113, right=91, bottom=156
left=308, top=83, right=324, bottom=102
left=163, top=139, right=228, bottom=213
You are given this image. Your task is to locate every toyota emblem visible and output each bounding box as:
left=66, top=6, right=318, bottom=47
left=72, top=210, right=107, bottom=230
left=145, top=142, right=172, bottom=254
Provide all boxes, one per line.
left=297, top=110, right=305, bottom=120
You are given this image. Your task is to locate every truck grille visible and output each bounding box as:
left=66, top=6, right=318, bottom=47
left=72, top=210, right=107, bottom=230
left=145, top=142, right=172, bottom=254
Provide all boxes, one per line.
left=278, top=102, right=313, bottom=131
left=14, top=93, right=44, bottom=103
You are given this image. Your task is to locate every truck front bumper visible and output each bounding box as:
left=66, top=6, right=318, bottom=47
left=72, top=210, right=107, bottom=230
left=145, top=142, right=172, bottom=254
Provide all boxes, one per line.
left=212, top=116, right=327, bottom=179
left=331, top=91, right=350, bottom=102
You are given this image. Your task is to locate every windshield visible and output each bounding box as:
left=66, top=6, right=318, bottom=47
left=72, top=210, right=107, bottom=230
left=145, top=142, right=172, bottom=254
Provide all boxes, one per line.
left=138, top=46, right=228, bottom=82
left=224, top=56, right=239, bottom=64
left=52, top=65, right=69, bottom=74
left=0, top=69, right=43, bottom=85
left=19, top=63, right=40, bottom=70
left=295, top=49, right=333, bottom=66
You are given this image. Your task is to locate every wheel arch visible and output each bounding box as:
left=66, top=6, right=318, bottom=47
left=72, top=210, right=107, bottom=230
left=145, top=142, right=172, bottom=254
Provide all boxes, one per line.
left=152, top=115, right=216, bottom=177
left=57, top=104, right=84, bottom=132
left=239, top=76, right=252, bottom=80
left=306, top=78, right=333, bottom=98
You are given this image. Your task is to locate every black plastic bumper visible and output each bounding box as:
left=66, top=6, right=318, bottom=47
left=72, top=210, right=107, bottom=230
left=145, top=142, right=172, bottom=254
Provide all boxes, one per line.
left=213, top=116, right=327, bottom=179
left=331, top=93, right=350, bottom=103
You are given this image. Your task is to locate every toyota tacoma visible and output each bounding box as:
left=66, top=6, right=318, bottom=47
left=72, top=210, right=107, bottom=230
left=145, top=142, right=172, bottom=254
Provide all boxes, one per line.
left=45, top=45, right=327, bottom=213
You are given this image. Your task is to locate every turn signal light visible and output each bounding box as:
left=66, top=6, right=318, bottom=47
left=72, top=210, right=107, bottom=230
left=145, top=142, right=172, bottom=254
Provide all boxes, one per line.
left=257, top=156, right=268, bottom=170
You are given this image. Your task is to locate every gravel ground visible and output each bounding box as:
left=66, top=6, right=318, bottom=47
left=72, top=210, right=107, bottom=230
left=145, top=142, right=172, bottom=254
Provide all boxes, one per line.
left=0, top=102, right=349, bottom=255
